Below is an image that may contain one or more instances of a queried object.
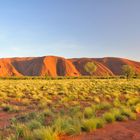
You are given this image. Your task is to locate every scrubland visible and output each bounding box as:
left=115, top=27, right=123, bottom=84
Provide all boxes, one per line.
left=0, top=79, right=140, bottom=140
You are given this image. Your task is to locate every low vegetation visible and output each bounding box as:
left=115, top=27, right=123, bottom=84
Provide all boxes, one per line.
left=84, top=62, right=97, bottom=75
left=122, top=65, right=136, bottom=78
left=0, top=79, right=140, bottom=140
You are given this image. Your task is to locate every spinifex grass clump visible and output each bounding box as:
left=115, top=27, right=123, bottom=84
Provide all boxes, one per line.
left=84, top=107, right=95, bottom=118
left=82, top=117, right=105, bottom=132
left=54, top=117, right=82, bottom=135
left=120, top=107, right=136, bottom=120
left=103, top=112, right=116, bottom=123
left=1, top=103, right=19, bottom=112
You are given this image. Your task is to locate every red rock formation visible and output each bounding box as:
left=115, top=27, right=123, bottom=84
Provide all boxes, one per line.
left=70, top=58, right=114, bottom=76
left=40, top=56, right=80, bottom=76
left=0, top=56, right=80, bottom=76
left=0, top=56, right=139, bottom=76
left=95, top=57, right=140, bottom=75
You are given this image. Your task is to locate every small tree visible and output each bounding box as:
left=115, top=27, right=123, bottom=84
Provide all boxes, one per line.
left=122, top=65, right=135, bottom=79
left=84, top=62, right=97, bottom=75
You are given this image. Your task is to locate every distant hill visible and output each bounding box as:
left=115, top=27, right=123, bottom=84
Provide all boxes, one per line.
left=0, top=56, right=139, bottom=76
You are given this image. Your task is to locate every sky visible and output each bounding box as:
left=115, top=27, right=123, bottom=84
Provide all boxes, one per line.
left=0, top=0, right=140, bottom=61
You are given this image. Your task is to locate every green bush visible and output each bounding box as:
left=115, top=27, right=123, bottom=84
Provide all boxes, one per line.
left=121, top=108, right=136, bottom=120
left=63, top=118, right=81, bottom=135
left=103, top=112, right=115, bottom=123
left=54, top=117, right=71, bottom=134
left=28, top=120, right=42, bottom=130
left=82, top=118, right=97, bottom=132
left=1, top=104, right=19, bottom=112
left=110, top=109, right=126, bottom=121
left=84, top=107, right=94, bottom=118
left=81, top=118, right=105, bottom=132
left=33, top=127, right=58, bottom=140
left=94, top=118, right=105, bottom=129
left=95, top=102, right=112, bottom=111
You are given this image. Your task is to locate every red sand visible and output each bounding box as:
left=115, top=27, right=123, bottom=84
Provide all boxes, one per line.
left=0, top=111, right=15, bottom=130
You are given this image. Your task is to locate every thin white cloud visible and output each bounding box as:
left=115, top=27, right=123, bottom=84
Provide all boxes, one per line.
left=11, top=47, right=21, bottom=51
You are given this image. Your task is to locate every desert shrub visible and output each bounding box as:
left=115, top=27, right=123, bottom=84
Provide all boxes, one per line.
left=121, top=108, right=136, bottom=120
left=1, top=104, right=19, bottom=112
left=69, top=106, right=81, bottom=116
left=122, top=65, right=135, bottom=79
left=17, top=114, right=29, bottom=123
left=105, top=94, right=112, bottom=100
left=63, top=118, right=81, bottom=135
left=28, top=112, right=37, bottom=120
left=75, top=111, right=83, bottom=119
left=33, top=127, right=58, bottom=140
left=127, top=98, right=140, bottom=106
left=38, top=100, right=50, bottom=109
left=14, top=124, right=27, bottom=138
left=84, top=107, right=94, bottom=118
left=54, top=117, right=72, bottom=134
left=10, top=117, right=17, bottom=125
left=2, top=104, right=11, bottom=112
left=94, top=118, right=105, bottom=129
left=113, top=99, right=121, bottom=107
left=28, top=120, right=42, bottom=130
left=43, top=109, right=53, bottom=115
left=81, top=117, right=104, bottom=132
left=103, top=112, right=115, bottom=123
left=129, top=112, right=137, bottom=120
left=82, top=118, right=97, bottom=132
left=93, top=102, right=112, bottom=111
left=11, top=106, right=19, bottom=112
left=84, top=62, right=97, bottom=75
left=115, top=114, right=127, bottom=121
left=53, top=116, right=81, bottom=135
left=36, top=114, right=46, bottom=125
left=17, top=112, right=37, bottom=123
left=110, top=109, right=126, bottom=121
left=22, top=128, right=33, bottom=140
left=54, top=117, right=70, bottom=134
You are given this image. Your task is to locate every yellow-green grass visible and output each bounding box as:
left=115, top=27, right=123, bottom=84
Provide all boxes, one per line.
left=0, top=79, right=139, bottom=140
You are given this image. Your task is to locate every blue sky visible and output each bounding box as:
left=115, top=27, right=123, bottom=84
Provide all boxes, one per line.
left=0, top=0, right=140, bottom=61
